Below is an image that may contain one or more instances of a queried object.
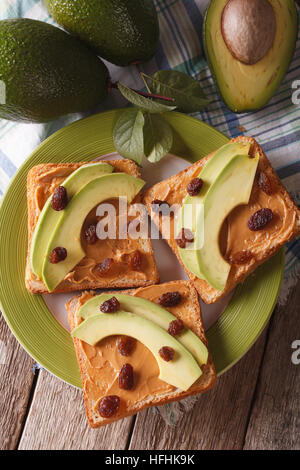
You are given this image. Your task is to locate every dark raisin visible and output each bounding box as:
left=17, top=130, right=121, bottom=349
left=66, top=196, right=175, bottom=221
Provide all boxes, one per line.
left=129, top=250, right=142, bottom=271
left=229, top=250, right=254, bottom=265
left=168, top=318, right=184, bottom=336
left=247, top=208, right=273, bottom=231
left=117, top=337, right=135, bottom=356
left=257, top=171, right=272, bottom=195
left=187, top=178, right=203, bottom=196
left=49, top=247, right=67, bottom=264
left=100, top=296, right=120, bottom=313
left=84, top=224, right=98, bottom=245
left=158, top=291, right=182, bottom=307
left=118, top=363, right=134, bottom=390
left=51, top=186, right=68, bottom=211
left=98, top=395, right=120, bottom=418
left=159, top=346, right=175, bottom=362
left=176, top=228, right=194, bottom=249
left=97, top=258, right=114, bottom=276
left=151, top=199, right=170, bottom=215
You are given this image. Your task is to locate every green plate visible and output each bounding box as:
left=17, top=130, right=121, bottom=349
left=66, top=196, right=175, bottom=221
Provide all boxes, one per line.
left=0, top=110, right=284, bottom=386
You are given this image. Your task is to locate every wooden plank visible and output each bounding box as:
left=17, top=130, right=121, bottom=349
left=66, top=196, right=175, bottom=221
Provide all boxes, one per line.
left=244, top=280, right=300, bottom=450
left=0, top=313, right=35, bottom=450
left=18, top=368, right=133, bottom=450
left=129, top=331, right=267, bottom=450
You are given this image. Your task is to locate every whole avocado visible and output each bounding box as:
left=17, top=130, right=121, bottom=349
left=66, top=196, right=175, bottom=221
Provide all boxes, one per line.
left=0, top=18, right=109, bottom=123
left=43, top=0, right=160, bottom=66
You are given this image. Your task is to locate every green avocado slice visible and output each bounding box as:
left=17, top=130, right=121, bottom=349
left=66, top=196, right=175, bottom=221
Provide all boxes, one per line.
left=177, top=142, right=250, bottom=278
left=195, top=153, right=259, bottom=290
left=78, top=293, right=208, bottom=367
left=30, top=162, right=114, bottom=278
left=71, top=311, right=203, bottom=391
left=203, top=0, right=298, bottom=112
left=42, top=173, right=145, bottom=292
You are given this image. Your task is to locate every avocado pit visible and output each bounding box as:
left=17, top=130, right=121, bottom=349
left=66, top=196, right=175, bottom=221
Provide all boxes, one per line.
left=221, top=0, right=276, bottom=65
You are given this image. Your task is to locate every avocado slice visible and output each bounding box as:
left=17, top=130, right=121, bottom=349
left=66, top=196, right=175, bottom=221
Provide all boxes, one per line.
left=0, top=19, right=109, bottom=123
left=42, top=173, right=145, bottom=292
left=177, top=142, right=250, bottom=278
left=30, top=162, right=114, bottom=279
left=44, top=0, right=159, bottom=67
left=196, top=153, right=259, bottom=290
left=72, top=311, right=202, bottom=391
left=77, top=293, right=208, bottom=367
left=203, top=0, right=298, bottom=112
left=180, top=153, right=259, bottom=291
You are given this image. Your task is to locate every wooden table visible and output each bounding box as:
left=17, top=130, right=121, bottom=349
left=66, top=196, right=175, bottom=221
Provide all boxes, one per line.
left=1, top=278, right=299, bottom=450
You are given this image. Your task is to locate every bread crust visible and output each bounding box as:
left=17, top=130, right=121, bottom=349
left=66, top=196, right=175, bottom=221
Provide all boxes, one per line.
left=143, top=136, right=300, bottom=303
left=66, top=280, right=216, bottom=428
left=26, top=159, right=159, bottom=294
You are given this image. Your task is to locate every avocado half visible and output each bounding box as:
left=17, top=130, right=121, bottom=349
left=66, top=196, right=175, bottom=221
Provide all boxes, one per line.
left=203, top=0, right=298, bottom=113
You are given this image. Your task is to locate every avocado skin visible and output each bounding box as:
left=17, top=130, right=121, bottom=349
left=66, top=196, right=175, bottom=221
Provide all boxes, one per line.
left=0, top=19, right=109, bottom=123
left=44, top=0, right=159, bottom=66
left=203, top=0, right=298, bottom=113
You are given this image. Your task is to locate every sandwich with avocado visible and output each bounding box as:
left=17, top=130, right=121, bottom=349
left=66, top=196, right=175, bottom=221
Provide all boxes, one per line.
left=143, top=137, right=300, bottom=303
left=26, top=158, right=159, bottom=294
left=66, top=280, right=216, bottom=428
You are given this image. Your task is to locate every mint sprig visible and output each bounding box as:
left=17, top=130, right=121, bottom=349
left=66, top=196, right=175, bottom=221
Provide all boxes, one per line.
left=112, top=70, right=209, bottom=165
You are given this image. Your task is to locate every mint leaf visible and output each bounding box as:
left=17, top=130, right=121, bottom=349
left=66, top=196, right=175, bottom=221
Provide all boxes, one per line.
left=143, top=70, right=209, bottom=113
left=143, top=114, right=173, bottom=163
left=113, top=108, right=145, bottom=165
left=118, top=82, right=176, bottom=114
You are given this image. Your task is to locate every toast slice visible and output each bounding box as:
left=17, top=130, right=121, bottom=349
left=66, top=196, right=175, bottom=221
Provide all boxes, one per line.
left=26, top=158, right=159, bottom=294
left=143, top=137, right=300, bottom=303
left=66, top=280, right=216, bottom=428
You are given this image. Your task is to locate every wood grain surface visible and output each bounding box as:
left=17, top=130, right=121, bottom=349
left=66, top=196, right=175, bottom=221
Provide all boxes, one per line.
left=18, top=369, right=134, bottom=450
left=0, top=314, right=35, bottom=450
left=1, top=280, right=299, bottom=450
left=128, top=332, right=267, bottom=450
left=244, top=279, right=300, bottom=450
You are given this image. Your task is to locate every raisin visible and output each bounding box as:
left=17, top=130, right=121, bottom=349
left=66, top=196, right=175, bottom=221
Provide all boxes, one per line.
left=229, top=250, right=254, bottom=265
left=49, top=247, right=67, bottom=264
left=257, top=171, right=272, bottom=195
left=158, top=291, right=182, bottom=307
left=187, top=178, right=203, bottom=196
left=176, top=228, right=194, bottom=248
left=117, top=337, right=135, bottom=356
left=100, top=296, right=120, bottom=313
left=159, top=346, right=175, bottom=362
left=97, top=258, right=114, bottom=276
left=168, top=318, right=184, bottom=336
left=84, top=223, right=98, bottom=245
left=98, top=395, right=120, bottom=418
left=51, top=186, right=68, bottom=211
left=118, top=363, right=134, bottom=390
left=151, top=199, right=170, bottom=215
left=247, top=208, right=273, bottom=231
left=129, top=250, right=142, bottom=271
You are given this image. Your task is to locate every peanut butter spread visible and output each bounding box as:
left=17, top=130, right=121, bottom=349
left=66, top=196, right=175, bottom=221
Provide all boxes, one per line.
left=76, top=282, right=202, bottom=412
left=29, top=161, right=156, bottom=289
left=225, top=178, right=296, bottom=259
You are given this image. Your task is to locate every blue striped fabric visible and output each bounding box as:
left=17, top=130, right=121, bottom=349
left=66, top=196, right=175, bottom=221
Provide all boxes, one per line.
left=0, top=1, right=299, bottom=420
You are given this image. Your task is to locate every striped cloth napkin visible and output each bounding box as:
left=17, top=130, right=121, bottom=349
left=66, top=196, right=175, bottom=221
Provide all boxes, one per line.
left=0, top=0, right=299, bottom=425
